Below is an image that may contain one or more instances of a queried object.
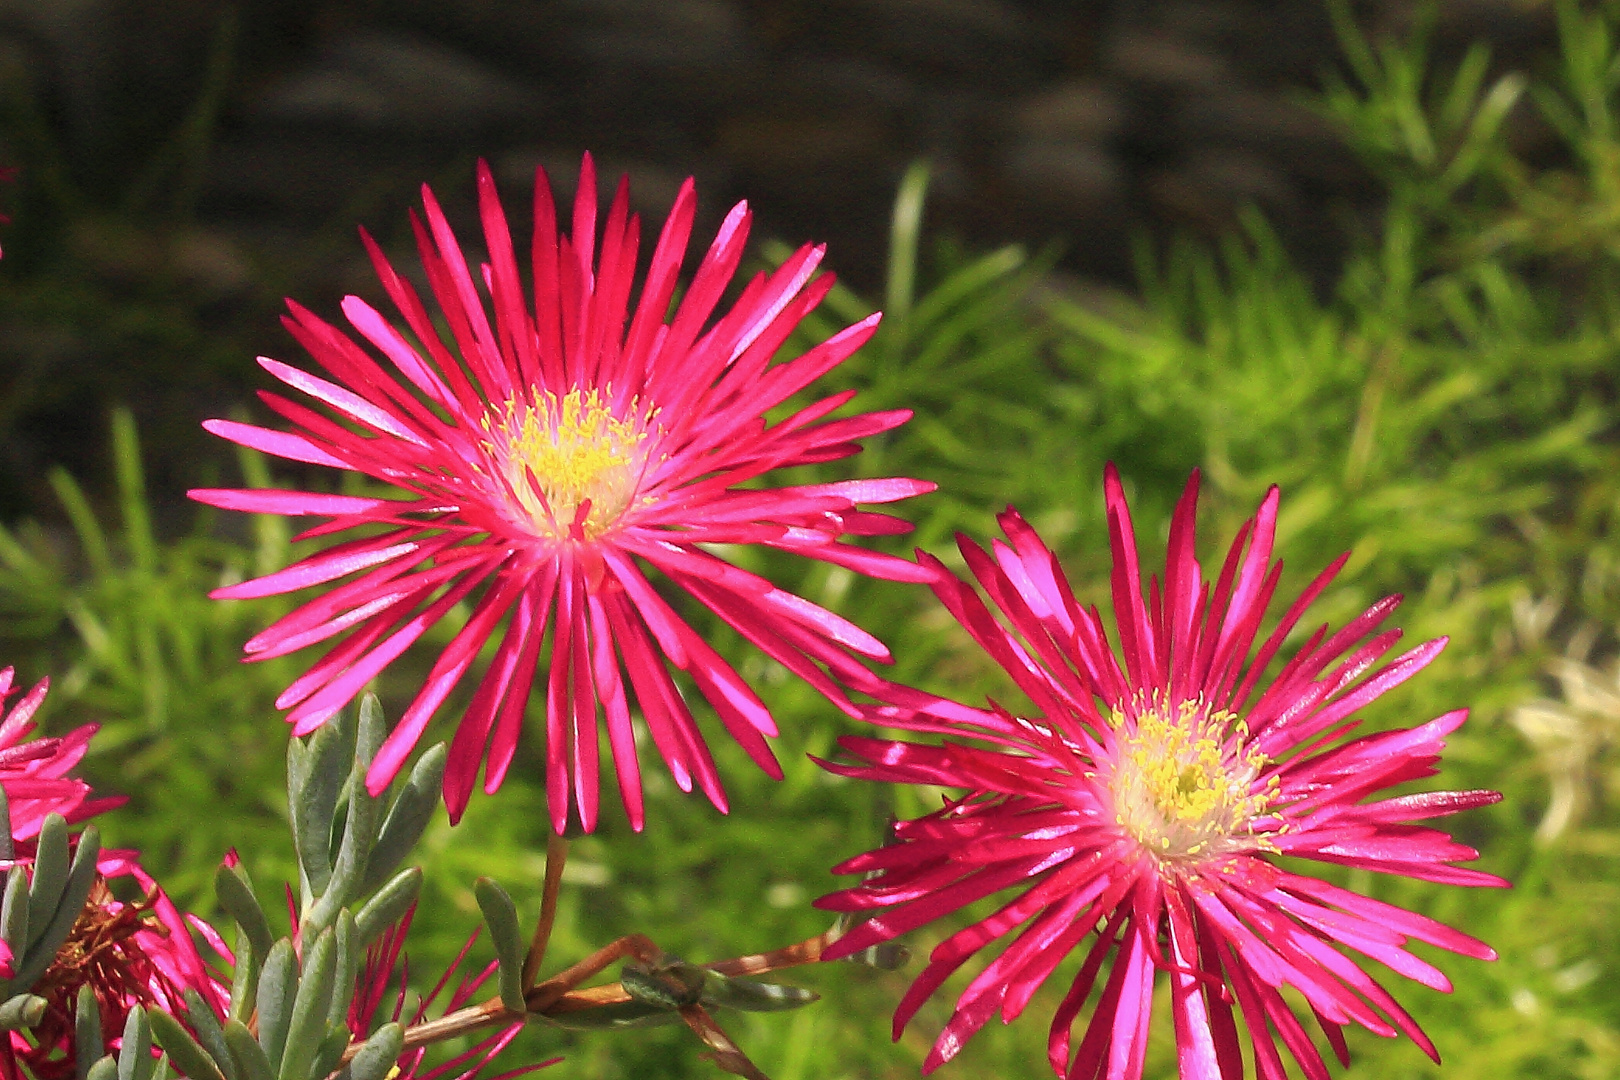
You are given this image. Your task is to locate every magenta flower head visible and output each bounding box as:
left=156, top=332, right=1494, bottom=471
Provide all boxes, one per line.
left=818, top=466, right=1505, bottom=1080
left=0, top=668, right=125, bottom=855
left=189, top=155, right=935, bottom=832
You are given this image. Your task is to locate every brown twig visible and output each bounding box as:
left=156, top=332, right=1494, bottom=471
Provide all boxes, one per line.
left=338, top=855, right=843, bottom=1080
left=521, top=833, right=568, bottom=992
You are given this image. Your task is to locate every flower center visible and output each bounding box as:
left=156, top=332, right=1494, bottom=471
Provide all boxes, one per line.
left=485, top=388, right=655, bottom=540
left=1107, top=699, right=1273, bottom=860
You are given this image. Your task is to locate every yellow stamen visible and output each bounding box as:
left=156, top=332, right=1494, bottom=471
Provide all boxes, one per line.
left=484, top=388, right=656, bottom=539
left=1107, top=697, right=1273, bottom=861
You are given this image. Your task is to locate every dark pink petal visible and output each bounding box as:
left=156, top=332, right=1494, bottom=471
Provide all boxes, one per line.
left=1165, top=888, right=1226, bottom=1080
left=214, top=538, right=423, bottom=600
left=445, top=573, right=551, bottom=820
left=1206, top=485, right=1279, bottom=690
left=288, top=566, right=490, bottom=740
left=258, top=355, right=428, bottom=445
left=587, top=591, right=643, bottom=830
left=370, top=567, right=530, bottom=794
left=202, top=418, right=352, bottom=469
left=189, top=488, right=407, bottom=517
left=1103, top=463, right=1154, bottom=690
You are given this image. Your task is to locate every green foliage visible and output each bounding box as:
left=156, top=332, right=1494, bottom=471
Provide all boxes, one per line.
left=0, top=413, right=303, bottom=902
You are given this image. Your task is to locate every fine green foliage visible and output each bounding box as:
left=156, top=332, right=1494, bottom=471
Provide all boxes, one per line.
left=0, top=413, right=302, bottom=902
left=7, top=3, right=1620, bottom=1079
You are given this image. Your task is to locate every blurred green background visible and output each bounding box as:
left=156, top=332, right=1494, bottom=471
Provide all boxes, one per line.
left=5, top=1, right=1620, bottom=1078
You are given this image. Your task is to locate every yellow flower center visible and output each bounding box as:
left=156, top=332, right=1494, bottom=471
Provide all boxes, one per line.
left=1107, top=698, right=1274, bottom=860
left=485, top=388, right=655, bottom=539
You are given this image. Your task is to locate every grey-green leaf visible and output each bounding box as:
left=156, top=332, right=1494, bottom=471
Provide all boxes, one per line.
left=227, top=936, right=263, bottom=1027
left=0, top=788, right=12, bottom=862
left=360, top=743, right=445, bottom=896
left=840, top=941, right=911, bottom=970
left=256, top=939, right=298, bottom=1072
left=305, top=714, right=383, bottom=937
left=25, top=813, right=69, bottom=951
left=214, top=864, right=273, bottom=963
left=85, top=1056, right=118, bottom=1080
left=118, top=1007, right=154, bottom=1080
left=1, top=866, right=30, bottom=968
left=621, top=961, right=705, bottom=1011
left=183, top=990, right=234, bottom=1080
left=309, top=1024, right=350, bottom=1080
left=699, top=971, right=819, bottom=1013
left=148, top=1008, right=226, bottom=1080
left=327, top=911, right=358, bottom=1032
left=76, top=984, right=103, bottom=1080
left=293, top=715, right=354, bottom=898
left=344, top=1022, right=402, bottom=1080
left=352, top=868, right=419, bottom=947
left=277, top=927, right=336, bottom=1080
left=0, top=993, right=45, bottom=1030
left=223, top=1020, right=275, bottom=1080
left=473, top=878, right=524, bottom=1014
left=356, top=695, right=385, bottom=765
left=16, top=824, right=100, bottom=990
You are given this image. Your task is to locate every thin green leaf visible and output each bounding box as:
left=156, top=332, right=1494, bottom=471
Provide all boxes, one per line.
left=277, top=926, right=336, bottom=1080
left=352, top=868, right=420, bottom=946
left=148, top=1009, right=226, bottom=1080
left=343, top=1023, right=402, bottom=1080
left=214, top=864, right=273, bottom=962
left=255, top=939, right=298, bottom=1073
left=473, top=878, right=525, bottom=1014
left=223, top=1021, right=275, bottom=1080
left=76, top=984, right=103, bottom=1080
left=359, top=744, right=445, bottom=896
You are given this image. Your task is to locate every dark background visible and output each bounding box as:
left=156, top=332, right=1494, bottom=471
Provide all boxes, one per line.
left=0, top=0, right=1560, bottom=519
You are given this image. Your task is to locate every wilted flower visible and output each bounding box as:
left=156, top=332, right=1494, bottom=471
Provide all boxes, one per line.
left=5, top=867, right=228, bottom=1080
left=0, top=667, right=225, bottom=1078
left=192, top=156, right=934, bottom=832
left=819, top=467, right=1505, bottom=1079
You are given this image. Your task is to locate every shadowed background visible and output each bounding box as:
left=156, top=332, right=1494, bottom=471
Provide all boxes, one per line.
left=0, top=0, right=1560, bottom=515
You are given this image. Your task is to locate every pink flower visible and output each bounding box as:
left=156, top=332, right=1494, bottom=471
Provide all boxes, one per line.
left=0, top=668, right=124, bottom=858
left=190, top=155, right=934, bottom=832
left=0, top=667, right=226, bottom=1079
left=818, top=467, right=1505, bottom=1080
left=5, top=869, right=229, bottom=1080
